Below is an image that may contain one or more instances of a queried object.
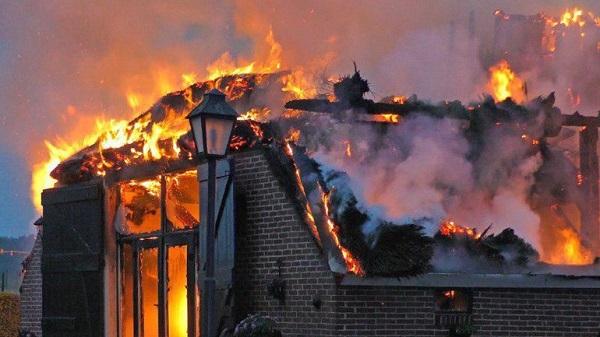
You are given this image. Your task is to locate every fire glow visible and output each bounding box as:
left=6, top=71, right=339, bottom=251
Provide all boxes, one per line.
left=487, top=59, right=525, bottom=103
left=439, top=220, right=480, bottom=240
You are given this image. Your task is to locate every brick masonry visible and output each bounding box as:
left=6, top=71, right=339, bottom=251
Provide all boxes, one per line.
left=20, top=229, right=42, bottom=337
left=234, top=148, right=600, bottom=337
left=19, top=147, right=600, bottom=337
left=234, top=149, right=338, bottom=337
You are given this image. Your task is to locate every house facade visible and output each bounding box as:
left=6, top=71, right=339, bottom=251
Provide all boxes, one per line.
left=19, top=147, right=600, bottom=337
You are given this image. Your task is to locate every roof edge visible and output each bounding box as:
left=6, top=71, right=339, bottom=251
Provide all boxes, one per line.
left=340, top=272, right=600, bottom=289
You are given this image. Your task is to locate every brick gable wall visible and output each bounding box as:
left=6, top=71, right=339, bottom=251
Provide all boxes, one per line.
left=234, top=149, right=338, bottom=337
left=20, top=229, right=43, bottom=337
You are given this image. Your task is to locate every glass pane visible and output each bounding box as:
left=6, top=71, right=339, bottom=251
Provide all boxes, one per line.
left=140, top=247, right=159, bottom=337
left=191, top=118, right=204, bottom=155
left=166, top=171, right=200, bottom=230
left=168, top=245, right=188, bottom=337
left=205, top=118, right=233, bottom=156
left=121, top=244, right=134, bottom=337
left=116, top=178, right=161, bottom=234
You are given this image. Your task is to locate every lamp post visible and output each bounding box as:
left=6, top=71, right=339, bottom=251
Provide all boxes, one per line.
left=187, top=89, right=238, bottom=337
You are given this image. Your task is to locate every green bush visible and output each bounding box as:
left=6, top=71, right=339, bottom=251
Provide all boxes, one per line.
left=0, top=292, right=19, bottom=337
left=233, top=314, right=282, bottom=337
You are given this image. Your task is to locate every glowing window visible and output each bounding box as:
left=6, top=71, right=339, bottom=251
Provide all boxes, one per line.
left=116, top=178, right=161, bottom=234
left=166, top=171, right=200, bottom=230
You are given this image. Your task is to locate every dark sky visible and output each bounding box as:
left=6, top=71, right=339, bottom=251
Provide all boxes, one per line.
left=1, top=0, right=600, bottom=237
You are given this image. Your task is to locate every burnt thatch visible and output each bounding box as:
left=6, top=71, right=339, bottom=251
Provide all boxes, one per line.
left=363, top=223, right=434, bottom=276
left=323, top=173, right=434, bottom=277
left=484, top=228, right=539, bottom=266
left=433, top=227, right=539, bottom=270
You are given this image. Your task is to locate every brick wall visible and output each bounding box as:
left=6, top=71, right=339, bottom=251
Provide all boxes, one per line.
left=335, top=286, right=448, bottom=336
left=471, top=289, right=600, bottom=337
left=234, top=149, right=338, bottom=337
left=20, top=229, right=42, bottom=337
left=336, top=286, right=600, bottom=337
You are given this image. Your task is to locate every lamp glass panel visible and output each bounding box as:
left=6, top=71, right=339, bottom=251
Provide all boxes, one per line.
left=190, top=117, right=204, bottom=155
left=205, top=117, right=234, bottom=156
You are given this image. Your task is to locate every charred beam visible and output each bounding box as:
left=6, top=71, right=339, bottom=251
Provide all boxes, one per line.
left=562, top=112, right=600, bottom=127
left=579, top=126, right=600, bottom=255
left=285, top=99, right=469, bottom=120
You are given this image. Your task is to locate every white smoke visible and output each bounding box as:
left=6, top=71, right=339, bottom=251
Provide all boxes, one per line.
left=313, top=112, right=543, bottom=250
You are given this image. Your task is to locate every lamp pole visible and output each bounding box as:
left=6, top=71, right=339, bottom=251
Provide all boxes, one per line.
left=204, top=156, right=217, bottom=336
left=187, top=89, right=238, bottom=337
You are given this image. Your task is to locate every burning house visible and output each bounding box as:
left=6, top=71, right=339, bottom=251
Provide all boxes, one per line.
left=17, top=6, right=600, bottom=337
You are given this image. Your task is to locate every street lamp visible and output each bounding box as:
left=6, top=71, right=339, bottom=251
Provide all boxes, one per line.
left=187, top=88, right=238, bottom=337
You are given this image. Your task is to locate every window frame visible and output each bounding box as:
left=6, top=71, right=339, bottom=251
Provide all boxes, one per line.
left=116, top=169, right=200, bottom=337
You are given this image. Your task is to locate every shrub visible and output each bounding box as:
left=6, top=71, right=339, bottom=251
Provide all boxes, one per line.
left=233, top=314, right=282, bottom=337
left=0, top=292, right=19, bottom=337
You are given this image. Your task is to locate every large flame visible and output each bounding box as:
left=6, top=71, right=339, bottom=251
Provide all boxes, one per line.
left=538, top=204, right=594, bottom=265
left=205, top=27, right=282, bottom=80
left=31, top=29, right=285, bottom=213
left=543, top=227, right=592, bottom=265
left=560, top=8, right=586, bottom=27
left=486, top=59, right=525, bottom=103
left=540, top=7, right=600, bottom=53
left=281, top=69, right=318, bottom=99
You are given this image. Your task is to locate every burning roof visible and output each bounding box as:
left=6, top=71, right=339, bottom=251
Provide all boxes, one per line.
left=38, top=58, right=600, bottom=278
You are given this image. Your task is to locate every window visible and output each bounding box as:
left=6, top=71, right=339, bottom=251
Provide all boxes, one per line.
left=117, top=170, right=200, bottom=337
left=434, top=289, right=472, bottom=329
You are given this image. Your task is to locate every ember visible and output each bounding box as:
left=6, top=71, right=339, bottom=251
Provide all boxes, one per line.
left=439, top=221, right=480, bottom=240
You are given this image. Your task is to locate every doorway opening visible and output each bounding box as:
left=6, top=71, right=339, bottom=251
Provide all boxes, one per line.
left=116, top=171, right=200, bottom=337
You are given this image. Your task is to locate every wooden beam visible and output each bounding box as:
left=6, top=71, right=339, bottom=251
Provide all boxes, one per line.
left=562, top=112, right=600, bottom=127
left=579, top=126, right=600, bottom=254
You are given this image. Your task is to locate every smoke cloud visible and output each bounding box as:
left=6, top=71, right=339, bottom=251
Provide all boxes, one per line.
left=313, top=111, right=543, bottom=249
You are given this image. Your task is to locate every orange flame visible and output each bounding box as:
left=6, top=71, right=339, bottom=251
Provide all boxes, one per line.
left=439, top=220, right=480, bottom=239
left=443, top=290, right=456, bottom=299
left=343, top=140, right=352, bottom=158
left=285, top=128, right=301, bottom=143
left=322, top=189, right=365, bottom=276
left=487, top=60, right=525, bottom=103
left=391, top=95, right=406, bottom=104
left=560, top=8, right=586, bottom=27
left=31, top=27, right=288, bottom=213
left=205, top=28, right=282, bottom=80
left=283, top=142, right=321, bottom=243
left=281, top=69, right=317, bottom=99
left=369, top=114, right=401, bottom=123
left=239, top=107, right=271, bottom=123
left=543, top=227, right=593, bottom=265
left=576, top=172, right=584, bottom=186
left=31, top=105, right=191, bottom=213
